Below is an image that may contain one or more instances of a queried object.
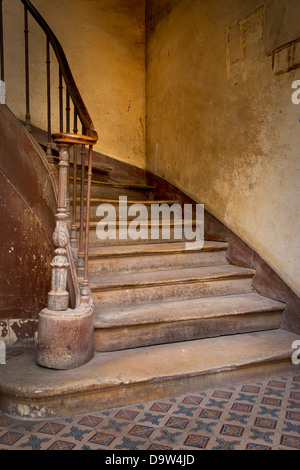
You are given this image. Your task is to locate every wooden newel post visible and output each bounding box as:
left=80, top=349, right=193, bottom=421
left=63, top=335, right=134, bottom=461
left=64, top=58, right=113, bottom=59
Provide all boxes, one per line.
left=48, top=144, right=70, bottom=311
left=36, top=134, right=95, bottom=370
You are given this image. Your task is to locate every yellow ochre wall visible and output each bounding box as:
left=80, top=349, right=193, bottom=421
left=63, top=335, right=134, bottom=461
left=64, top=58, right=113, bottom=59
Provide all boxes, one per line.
left=3, top=0, right=146, bottom=168
left=146, top=0, right=300, bottom=296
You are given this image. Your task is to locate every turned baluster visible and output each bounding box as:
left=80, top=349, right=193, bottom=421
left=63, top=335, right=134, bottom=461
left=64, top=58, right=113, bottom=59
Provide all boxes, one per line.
left=70, top=110, right=79, bottom=257
left=59, top=69, right=63, bottom=132
left=66, top=87, right=70, bottom=133
left=80, top=144, right=93, bottom=306
left=46, top=37, right=54, bottom=162
left=84, top=144, right=93, bottom=281
left=77, top=144, right=86, bottom=278
left=70, top=145, right=78, bottom=257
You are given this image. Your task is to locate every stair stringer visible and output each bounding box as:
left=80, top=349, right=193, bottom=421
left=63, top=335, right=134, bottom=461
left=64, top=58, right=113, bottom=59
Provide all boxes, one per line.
left=144, top=170, right=300, bottom=336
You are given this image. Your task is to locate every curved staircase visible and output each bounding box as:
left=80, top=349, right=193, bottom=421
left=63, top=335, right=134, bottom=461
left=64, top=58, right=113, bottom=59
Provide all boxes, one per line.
left=1, top=147, right=299, bottom=420
left=0, top=0, right=299, bottom=421
left=86, top=167, right=285, bottom=352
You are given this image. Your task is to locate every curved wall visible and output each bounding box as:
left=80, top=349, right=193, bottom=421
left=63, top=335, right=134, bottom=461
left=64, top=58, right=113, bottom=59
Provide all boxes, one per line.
left=0, top=105, right=56, bottom=344
left=146, top=0, right=300, bottom=298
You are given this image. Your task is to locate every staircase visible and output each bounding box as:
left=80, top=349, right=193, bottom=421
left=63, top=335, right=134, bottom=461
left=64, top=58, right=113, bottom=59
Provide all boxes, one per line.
left=1, top=133, right=300, bottom=421
left=1, top=0, right=299, bottom=421
left=44, top=153, right=294, bottom=352
left=84, top=167, right=283, bottom=350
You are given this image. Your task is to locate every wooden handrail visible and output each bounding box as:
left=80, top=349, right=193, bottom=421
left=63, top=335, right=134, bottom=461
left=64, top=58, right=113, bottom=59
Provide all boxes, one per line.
left=20, top=0, right=98, bottom=142
left=52, top=132, right=98, bottom=146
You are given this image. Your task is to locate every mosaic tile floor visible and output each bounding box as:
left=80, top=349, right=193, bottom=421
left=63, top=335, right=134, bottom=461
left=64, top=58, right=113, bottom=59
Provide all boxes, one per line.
left=0, top=374, right=299, bottom=451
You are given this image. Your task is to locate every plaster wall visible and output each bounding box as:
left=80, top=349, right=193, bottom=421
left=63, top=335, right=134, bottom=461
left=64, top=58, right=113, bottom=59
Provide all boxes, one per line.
left=0, top=105, right=56, bottom=345
left=3, top=0, right=146, bottom=168
left=146, top=0, right=300, bottom=296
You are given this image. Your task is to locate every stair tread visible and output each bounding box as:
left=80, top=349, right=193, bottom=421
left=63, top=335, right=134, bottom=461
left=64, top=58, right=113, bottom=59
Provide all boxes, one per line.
left=91, top=181, right=155, bottom=190
left=70, top=176, right=111, bottom=185
left=81, top=198, right=180, bottom=205
left=88, top=240, right=228, bottom=258
left=89, top=264, right=255, bottom=290
left=2, top=329, right=298, bottom=397
left=51, top=153, right=111, bottom=175
left=70, top=178, right=154, bottom=190
left=94, top=293, right=285, bottom=328
left=89, top=219, right=197, bottom=228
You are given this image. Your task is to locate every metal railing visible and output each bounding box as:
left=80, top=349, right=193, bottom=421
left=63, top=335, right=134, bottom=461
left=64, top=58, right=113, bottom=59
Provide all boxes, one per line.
left=0, top=0, right=99, bottom=367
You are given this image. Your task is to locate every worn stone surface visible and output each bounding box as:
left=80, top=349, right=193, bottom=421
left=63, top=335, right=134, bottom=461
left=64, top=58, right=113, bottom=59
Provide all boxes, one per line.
left=0, top=329, right=299, bottom=419
left=95, top=292, right=284, bottom=327
left=88, top=240, right=228, bottom=275
left=90, top=264, right=255, bottom=290
left=94, top=292, right=284, bottom=351
left=90, top=264, right=254, bottom=308
left=36, top=308, right=94, bottom=370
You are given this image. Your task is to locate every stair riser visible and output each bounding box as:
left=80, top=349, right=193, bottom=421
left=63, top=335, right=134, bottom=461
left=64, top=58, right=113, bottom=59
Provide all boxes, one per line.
left=88, top=250, right=228, bottom=275
left=91, top=277, right=253, bottom=308
left=71, top=183, right=154, bottom=200
left=94, top=311, right=282, bottom=352
left=88, top=225, right=203, bottom=246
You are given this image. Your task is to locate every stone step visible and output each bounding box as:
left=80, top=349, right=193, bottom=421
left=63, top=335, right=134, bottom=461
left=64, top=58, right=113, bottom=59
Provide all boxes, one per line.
left=70, top=180, right=155, bottom=200
left=93, top=293, right=284, bottom=351
left=75, top=198, right=181, bottom=221
left=88, top=240, right=229, bottom=274
left=69, top=167, right=110, bottom=182
left=1, top=329, right=299, bottom=419
left=88, top=219, right=202, bottom=246
left=90, top=264, right=255, bottom=308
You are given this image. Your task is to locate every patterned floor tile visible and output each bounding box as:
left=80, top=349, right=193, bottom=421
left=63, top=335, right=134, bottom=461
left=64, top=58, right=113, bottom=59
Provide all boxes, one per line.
left=0, top=373, right=299, bottom=451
